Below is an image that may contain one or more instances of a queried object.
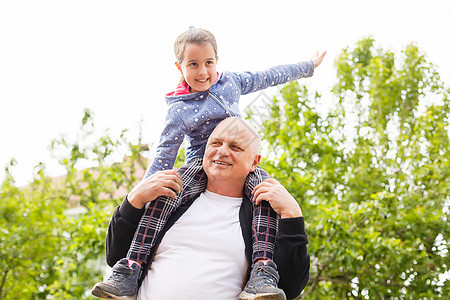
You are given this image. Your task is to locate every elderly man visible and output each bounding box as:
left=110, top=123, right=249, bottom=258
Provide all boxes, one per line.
left=100, top=117, right=309, bottom=299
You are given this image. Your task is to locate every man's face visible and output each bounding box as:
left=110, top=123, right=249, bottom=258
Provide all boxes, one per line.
left=203, top=118, right=261, bottom=186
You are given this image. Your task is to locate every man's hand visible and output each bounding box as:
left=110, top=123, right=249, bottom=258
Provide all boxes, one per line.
left=252, top=178, right=302, bottom=219
left=311, top=50, right=327, bottom=68
left=128, top=170, right=183, bottom=209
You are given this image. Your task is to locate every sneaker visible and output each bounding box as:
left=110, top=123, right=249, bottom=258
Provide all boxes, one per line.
left=91, top=258, right=141, bottom=300
left=238, top=260, right=286, bottom=300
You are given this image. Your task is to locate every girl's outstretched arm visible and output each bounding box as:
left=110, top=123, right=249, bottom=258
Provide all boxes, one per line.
left=235, top=61, right=315, bottom=96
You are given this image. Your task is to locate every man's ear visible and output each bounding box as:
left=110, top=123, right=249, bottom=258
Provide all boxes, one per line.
left=250, top=154, right=261, bottom=172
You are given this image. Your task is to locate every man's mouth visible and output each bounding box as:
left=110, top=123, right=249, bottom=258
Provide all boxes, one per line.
left=213, top=160, right=232, bottom=166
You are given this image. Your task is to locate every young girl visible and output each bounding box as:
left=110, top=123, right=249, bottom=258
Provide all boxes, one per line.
left=92, top=27, right=325, bottom=300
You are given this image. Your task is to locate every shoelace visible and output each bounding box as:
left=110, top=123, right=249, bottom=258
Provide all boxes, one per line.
left=109, top=266, right=132, bottom=283
left=253, top=266, right=277, bottom=284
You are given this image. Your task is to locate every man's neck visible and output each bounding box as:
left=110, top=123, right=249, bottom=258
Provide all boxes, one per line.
left=206, top=180, right=244, bottom=198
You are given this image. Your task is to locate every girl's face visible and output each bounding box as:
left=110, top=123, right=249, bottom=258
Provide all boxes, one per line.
left=176, top=42, right=218, bottom=93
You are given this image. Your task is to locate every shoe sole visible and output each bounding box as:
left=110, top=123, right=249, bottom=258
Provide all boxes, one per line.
left=91, top=284, right=137, bottom=300
left=238, top=291, right=286, bottom=300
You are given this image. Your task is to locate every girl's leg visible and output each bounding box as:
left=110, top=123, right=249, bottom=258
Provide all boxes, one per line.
left=243, top=166, right=278, bottom=263
left=239, top=167, right=285, bottom=299
left=127, top=157, right=206, bottom=263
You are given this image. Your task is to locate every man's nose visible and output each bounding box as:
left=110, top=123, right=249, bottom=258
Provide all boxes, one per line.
left=217, top=145, right=230, bottom=156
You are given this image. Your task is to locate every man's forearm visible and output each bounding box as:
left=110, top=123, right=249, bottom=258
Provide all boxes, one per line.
left=274, top=217, right=310, bottom=299
left=105, top=197, right=144, bottom=267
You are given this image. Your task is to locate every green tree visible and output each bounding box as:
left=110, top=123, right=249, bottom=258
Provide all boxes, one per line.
left=257, top=38, right=449, bottom=299
left=0, top=109, right=150, bottom=299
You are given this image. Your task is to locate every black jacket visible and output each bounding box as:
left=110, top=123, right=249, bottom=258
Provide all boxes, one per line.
left=105, top=195, right=310, bottom=299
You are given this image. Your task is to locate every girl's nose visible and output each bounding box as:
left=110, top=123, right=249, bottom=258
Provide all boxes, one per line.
left=199, top=65, right=207, bottom=75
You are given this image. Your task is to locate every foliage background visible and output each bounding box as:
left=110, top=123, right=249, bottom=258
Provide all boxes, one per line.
left=1, top=38, right=448, bottom=299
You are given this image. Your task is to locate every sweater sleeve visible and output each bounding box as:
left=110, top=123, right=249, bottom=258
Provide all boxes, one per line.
left=105, top=197, right=144, bottom=267
left=235, top=61, right=315, bottom=95
left=274, top=217, right=310, bottom=300
left=144, top=104, right=188, bottom=178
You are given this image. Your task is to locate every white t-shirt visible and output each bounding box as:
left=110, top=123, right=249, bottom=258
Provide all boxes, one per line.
left=138, top=189, right=248, bottom=300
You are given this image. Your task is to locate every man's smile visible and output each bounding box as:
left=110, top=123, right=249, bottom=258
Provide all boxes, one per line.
left=213, top=160, right=232, bottom=166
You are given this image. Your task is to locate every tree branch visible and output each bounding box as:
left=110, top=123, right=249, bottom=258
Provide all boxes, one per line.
left=0, top=269, right=9, bottom=300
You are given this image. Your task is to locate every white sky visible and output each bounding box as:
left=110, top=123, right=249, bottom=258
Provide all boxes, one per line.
left=1, top=0, right=449, bottom=186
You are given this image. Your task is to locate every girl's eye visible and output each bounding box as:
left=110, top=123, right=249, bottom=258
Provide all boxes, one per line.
left=189, top=63, right=197, bottom=67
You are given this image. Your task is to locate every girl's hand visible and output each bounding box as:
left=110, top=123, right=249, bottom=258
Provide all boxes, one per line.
left=311, top=50, right=327, bottom=68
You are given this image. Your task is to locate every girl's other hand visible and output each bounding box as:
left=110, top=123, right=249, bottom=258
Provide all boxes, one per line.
left=311, top=50, right=327, bottom=68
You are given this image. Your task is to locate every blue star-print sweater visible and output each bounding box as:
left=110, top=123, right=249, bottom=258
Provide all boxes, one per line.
left=144, top=61, right=315, bottom=178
